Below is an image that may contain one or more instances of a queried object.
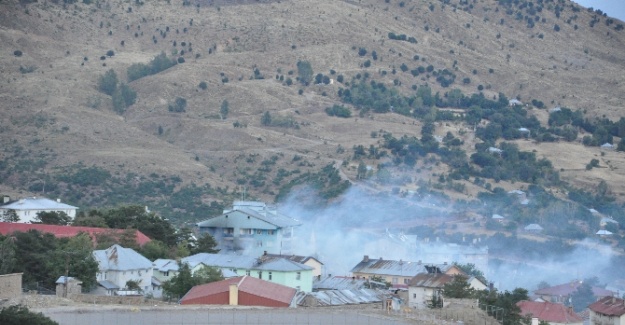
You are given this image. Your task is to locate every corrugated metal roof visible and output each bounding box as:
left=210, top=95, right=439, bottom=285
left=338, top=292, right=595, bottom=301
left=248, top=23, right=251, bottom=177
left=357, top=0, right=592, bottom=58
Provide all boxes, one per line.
left=296, top=289, right=386, bottom=307
left=314, top=276, right=367, bottom=291
left=56, top=276, right=80, bottom=284
left=351, top=257, right=456, bottom=277
left=408, top=273, right=454, bottom=288
left=517, top=300, right=584, bottom=323
left=181, top=276, right=296, bottom=306
left=265, top=254, right=323, bottom=265
left=589, top=296, right=625, bottom=317
left=182, top=253, right=313, bottom=272
left=98, top=280, right=120, bottom=290
left=196, top=207, right=301, bottom=229
left=93, top=244, right=153, bottom=271
left=0, top=222, right=152, bottom=246
left=0, top=197, right=77, bottom=210
left=153, top=259, right=180, bottom=272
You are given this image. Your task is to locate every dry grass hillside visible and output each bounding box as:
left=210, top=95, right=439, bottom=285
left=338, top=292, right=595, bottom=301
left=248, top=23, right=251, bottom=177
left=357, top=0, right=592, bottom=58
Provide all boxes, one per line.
left=1, top=0, right=624, bottom=218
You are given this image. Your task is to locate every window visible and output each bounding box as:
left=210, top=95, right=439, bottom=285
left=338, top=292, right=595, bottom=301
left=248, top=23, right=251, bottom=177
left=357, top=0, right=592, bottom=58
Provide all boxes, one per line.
left=224, top=228, right=234, bottom=234
left=296, top=272, right=301, bottom=280
left=240, top=228, right=252, bottom=235
left=245, top=270, right=250, bottom=276
left=392, top=277, right=398, bottom=284
left=413, top=293, right=416, bottom=298
left=404, top=278, right=409, bottom=284
left=267, top=230, right=275, bottom=235
left=256, top=240, right=263, bottom=247
left=259, top=271, right=263, bottom=279
left=268, top=272, right=272, bottom=280
left=296, top=286, right=301, bottom=291
left=256, top=229, right=263, bottom=235
left=163, top=271, right=169, bottom=277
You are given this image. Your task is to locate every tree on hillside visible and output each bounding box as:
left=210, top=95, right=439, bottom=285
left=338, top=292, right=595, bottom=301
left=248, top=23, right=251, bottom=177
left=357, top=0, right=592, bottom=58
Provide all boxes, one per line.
left=99, top=205, right=178, bottom=246
left=33, top=211, right=72, bottom=225
left=296, top=60, right=313, bottom=86
left=261, top=111, right=272, bottom=126
left=220, top=100, right=229, bottom=119
left=97, top=69, right=118, bottom=95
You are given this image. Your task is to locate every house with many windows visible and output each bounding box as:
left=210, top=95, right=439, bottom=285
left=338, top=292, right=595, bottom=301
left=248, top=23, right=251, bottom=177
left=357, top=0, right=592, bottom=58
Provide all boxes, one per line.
left=195, top=201, right=301, bottom=256
left=0, top=197, right=78, bottom=223
left=181, top=252, right=313, bottom=292
left=589, top=296, right=625, bottom=325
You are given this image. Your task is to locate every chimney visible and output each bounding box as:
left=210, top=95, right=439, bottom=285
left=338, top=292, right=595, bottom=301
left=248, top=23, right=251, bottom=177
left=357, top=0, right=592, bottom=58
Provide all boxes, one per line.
left=263, top=250, right=267, bottom=256
left=228, top=284, right=238, bottom=306
left=363, top=255, right=369, bottom=262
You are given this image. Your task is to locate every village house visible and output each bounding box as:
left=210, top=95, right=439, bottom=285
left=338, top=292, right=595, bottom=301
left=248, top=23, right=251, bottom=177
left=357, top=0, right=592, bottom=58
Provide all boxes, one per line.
left=181, top=252, right=314, bottom=292
left=407, top=273, right=486, bottom=309
left=517, top=300, right=584, bottom=325
left=407, top=273, right=454, bottom=309
left=0, top=222, right=152, bottom=247
left=534, top=281, right=614, bottom=304
left=93, top=244, right=154, bottom=296
left=350, top=255, right=464, bottom=288
left=0, top=197, right=78, bottom=223
left=195, top=201, right=301, bottom=256
left=180, top=276, right=297, bottom=307
left=589, top=296, right=625, bottom=325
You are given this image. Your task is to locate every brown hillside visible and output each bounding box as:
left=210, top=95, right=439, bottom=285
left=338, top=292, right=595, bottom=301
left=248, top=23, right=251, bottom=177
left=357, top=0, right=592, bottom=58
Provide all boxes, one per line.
left=0, top=0, right=624, bottom=208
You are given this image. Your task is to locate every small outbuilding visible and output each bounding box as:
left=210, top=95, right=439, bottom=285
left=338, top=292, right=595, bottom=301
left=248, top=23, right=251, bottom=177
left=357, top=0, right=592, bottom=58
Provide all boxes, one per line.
left=180, top=275, right=297, bottom=308
left=524, top=224, right=543, bottom=233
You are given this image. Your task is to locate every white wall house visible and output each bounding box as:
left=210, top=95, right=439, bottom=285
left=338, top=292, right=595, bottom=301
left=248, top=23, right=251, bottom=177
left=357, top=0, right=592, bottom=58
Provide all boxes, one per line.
left=0, top=197, right=78, bottom=223
left=93, top=244, right=153, bottom=296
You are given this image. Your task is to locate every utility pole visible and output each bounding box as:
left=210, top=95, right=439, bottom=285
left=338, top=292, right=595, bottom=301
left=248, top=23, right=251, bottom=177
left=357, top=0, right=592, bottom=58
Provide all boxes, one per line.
left=64, top=252, right=70, bottom=298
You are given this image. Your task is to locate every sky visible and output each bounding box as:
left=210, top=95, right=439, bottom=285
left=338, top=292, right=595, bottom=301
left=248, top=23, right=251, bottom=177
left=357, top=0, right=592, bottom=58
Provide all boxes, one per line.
left=573, top=0, right=625, bottom=22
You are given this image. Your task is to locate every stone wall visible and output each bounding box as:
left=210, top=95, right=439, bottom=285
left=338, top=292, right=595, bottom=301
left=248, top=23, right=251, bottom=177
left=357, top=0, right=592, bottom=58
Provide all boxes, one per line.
left=0, top=273, right=22, bottom=299
left=68, top=293, right=146, bottom=305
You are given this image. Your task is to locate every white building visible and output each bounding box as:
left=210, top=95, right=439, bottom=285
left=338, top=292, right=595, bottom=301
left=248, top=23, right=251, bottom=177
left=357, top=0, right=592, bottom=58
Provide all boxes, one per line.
left=93, top=244, right=153, bottom=296
left=0, top=197, right=78, bottom=223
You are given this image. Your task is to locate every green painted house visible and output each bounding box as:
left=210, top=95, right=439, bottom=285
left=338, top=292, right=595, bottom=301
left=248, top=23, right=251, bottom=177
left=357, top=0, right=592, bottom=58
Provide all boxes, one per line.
left=181, top=253, right=313, bottom=292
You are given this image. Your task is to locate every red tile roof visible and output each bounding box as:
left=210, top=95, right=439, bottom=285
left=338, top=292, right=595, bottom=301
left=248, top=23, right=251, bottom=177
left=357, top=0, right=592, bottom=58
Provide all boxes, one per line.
left=589, top=296, right=625, bottom=317
left=517, top=300, right=584, bottom=323
left=0, top=222, right=151, bottom=246
left=534, top=281, right=613, bottom=298
left=181, top=276, right=296, bottom=306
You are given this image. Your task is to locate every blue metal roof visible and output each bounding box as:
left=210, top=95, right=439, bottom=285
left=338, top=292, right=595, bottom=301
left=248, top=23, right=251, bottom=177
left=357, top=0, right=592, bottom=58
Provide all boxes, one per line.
left=181, top=253, right=312, bottom=272
left=93, top=244, right=152, bottom=271
left=1, top=197, right=77, bottom=210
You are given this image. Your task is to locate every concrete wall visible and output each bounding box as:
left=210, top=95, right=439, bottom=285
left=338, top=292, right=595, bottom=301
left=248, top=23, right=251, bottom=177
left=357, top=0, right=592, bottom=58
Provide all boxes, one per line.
left=0, top=273, right=22, bottom=299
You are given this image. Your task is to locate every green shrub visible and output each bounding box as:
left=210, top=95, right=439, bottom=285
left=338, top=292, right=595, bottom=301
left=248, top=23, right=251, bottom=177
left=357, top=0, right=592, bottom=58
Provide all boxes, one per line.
left=325, top=104, right=352, bottom=118
left=198, top=81, right=207, bottom=90
left=98, top=69, right=118, bottom=95
left=169, top=97, right=187, bottom=112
